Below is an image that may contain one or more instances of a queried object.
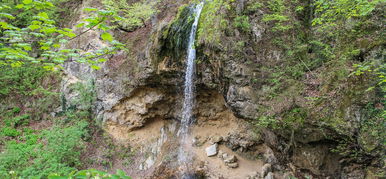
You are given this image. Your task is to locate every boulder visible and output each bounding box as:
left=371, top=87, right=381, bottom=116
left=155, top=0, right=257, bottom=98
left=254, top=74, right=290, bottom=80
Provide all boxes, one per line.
left=222, top=152, right=229, bottom=159
left=205, top=144, right=218, bottom=157
left=224, top=155, right=237, bottom=163
left=210, top=135, right=223, bottom=144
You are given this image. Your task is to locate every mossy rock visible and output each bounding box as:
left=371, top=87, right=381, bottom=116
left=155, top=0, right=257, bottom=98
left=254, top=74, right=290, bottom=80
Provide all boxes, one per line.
left=358, top=131, right=379, bottom=153
left=158, top=4, right=196, bottom=61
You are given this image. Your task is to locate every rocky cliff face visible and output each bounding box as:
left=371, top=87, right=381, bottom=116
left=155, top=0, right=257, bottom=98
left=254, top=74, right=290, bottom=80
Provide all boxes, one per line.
left=62, top=0, right=385, bottom=178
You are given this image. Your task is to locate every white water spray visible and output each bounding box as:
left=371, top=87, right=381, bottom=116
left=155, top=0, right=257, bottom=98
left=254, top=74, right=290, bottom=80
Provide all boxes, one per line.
left=177, top=1, right=204, bottom=177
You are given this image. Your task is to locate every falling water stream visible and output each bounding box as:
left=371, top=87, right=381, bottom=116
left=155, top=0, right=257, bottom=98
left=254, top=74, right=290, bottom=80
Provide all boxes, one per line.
left=178, top=2, right=204, bottom=178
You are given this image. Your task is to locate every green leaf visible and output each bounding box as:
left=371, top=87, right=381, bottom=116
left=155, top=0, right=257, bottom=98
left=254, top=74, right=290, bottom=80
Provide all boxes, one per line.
left=18, top=44, right=32, bottom=51
left=62, top=28, right=72, bottom=32
left=52, top=44, right=61, bottom=48
left=23, top=0, right=33, bottom=4
left=0, top=22, right=10, bottom=29
left=75, top=23, right=85, bottom=28
left=41, top=46, right=50, bottom=50
left=0, top=13, right=15, bottom=19
left=28, top=24, right=41, bottom=31
left=84, top=7, right=98, bottom=12
left=101, top=32, right=113, bottom=42
left=59, top=39, right=68, bottom=44
left=58, top=30, right=76, bottom=38
left=15, top=4, right=24, bottom=9
left=31, top=20, right=42, bottom=25
left=91, top=65, right=101, bottom=70
left=47, top=176, right=68, bottom=179
left=41, top=27, right=57, bottom=34
left=116, top=169, right=126, bottom=177
left=98, top=23, right=110, bottom=31
left=37, top=12, right=49, bottom=20
left=98, top=58, right=107, bottom=63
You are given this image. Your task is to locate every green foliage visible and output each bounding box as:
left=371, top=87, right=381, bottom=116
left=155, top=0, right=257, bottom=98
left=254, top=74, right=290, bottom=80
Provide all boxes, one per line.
left=234, top=15, right=251, bottom=32
left=197, top=0, right=231, bottom=46
left=308, top=40, right=335, bottom=62
left=63, top=80, right=97, bottom=120
left=72, top=81, right=96, bottom=110
left=351, top=57, right=386, bottom=92
left=312, top=0, right=380, bottom=28
left=0, top=65, right=56, bottom=96
left=0, top=127, right=21, bottom=137
left=0, top=0, right=125, bottom=69
left=262, top=0, right=292, bottom=32
left=245, top=1, right=263, bottom=13
left=255, top=116, right=279, bottom=129
left=0, top=64, right=60, bottom=120
left=48, top=169, right=131, bottom=179
left=9, top=114, right=30, bottom=127
left=0, top=121, right=88, bottom=178
left=310, top=0, right=384, bottom=92
left=255, top=107, right=307, bottom=131
left=0, top=0, right=68, bottom=28
left=101, top=0, right=158, bottom=31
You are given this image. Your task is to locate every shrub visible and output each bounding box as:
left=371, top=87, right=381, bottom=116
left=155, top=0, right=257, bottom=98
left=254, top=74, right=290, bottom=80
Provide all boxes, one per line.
left=262, top=0, right=292, bottom=32
left=0, top=127, right=21, bottom=137
left=0, top=121, right=88, bottom=178
left=48, top=169, right=131, bottom=179
left=102, top=0, right=158, bottom=31
left=234, top=15, right=251, bottom=32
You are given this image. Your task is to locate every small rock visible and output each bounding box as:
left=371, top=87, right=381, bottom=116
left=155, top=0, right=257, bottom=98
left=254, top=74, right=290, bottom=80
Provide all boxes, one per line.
left=210, top=136, right=223, bottom=144
left=226, top=162, right=239, bottom=168
left=222, top=152, right=229, bottom=159
left=218, top=150, right=224, bottom=159
left=264, top=172, right=274, bottom=179
left=261, top=163, right=272, bottom=177
left=205, top=144, right=218, bottom=157
left=224, top=155, right=237, bottom=163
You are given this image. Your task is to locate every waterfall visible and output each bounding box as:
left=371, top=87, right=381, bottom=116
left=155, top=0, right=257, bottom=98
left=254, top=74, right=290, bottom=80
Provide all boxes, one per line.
left=177, top=1, right=204, bottom=178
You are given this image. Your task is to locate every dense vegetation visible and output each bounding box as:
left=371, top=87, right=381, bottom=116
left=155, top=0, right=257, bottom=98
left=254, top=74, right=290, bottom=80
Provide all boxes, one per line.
left=0, top=0, right=384, bottom=178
